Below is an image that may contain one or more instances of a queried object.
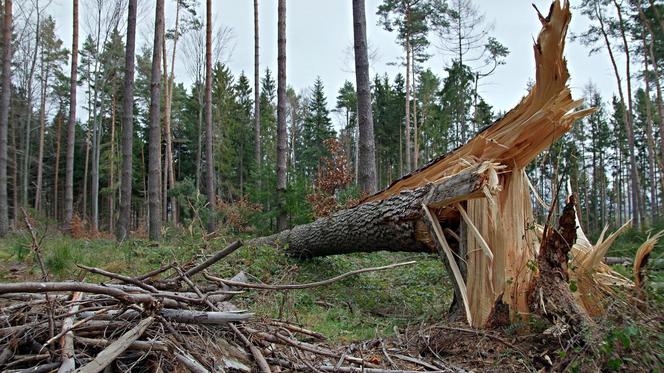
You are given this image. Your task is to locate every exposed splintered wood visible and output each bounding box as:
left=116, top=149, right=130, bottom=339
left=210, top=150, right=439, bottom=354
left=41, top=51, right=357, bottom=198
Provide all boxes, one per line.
left=248, top=0, right=600, bottom=329
left=528, top=196, right=592, bottom=335
left=422, top=204, right=472, bottom=326
left=250, top=162, right=499, bottom=258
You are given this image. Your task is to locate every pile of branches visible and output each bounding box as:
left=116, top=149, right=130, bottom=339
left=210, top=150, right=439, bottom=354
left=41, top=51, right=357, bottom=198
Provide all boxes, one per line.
left=0, top=240, right=436, bottom=373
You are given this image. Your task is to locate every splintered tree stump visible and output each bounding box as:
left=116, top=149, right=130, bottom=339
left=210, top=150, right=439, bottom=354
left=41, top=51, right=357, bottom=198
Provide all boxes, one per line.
left=528, top=196, right=592, bottom=335
left=251, top=0, right=603, bottom=329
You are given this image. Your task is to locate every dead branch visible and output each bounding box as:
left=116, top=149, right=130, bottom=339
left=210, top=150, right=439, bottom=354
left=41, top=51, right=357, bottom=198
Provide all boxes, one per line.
left=204, top=261, right=416, bottom=290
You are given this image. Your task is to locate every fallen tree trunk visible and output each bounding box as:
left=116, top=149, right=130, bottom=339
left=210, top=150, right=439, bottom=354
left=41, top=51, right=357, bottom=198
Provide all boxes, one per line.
left=250, top=162, right=499, bottom=258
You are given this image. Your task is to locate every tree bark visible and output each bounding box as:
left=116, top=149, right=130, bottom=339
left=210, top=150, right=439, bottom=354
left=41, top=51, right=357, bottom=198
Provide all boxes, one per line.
left=614, top=0, right=644, bottom=226
left=404, top=40, right=412, bottom=174
left=353, top=0, right=377, bottom=195
left=54, top=113, right=62, bottom=220
left=109, top=96, right=116, bottom=232
left=64, top=0, right=78, bottom=232
left=117, top=0, right=137, bottom=241
left=596, top=2, right=643, bottom=227
left=148, top=0, right=164, bottom=240
left=276, top=0, right=288, bottom=232
left=252, top=163, right=494, bottom=258
left=162, top=0, right=180, bottom=225
left=0, top=0, right=12, bottom=236
left=22, top=10, right=40, bottom=209
left=254, top=0, right=261, bottom=189
left=528, top=196, right=592, bottom=335
left=204, top=0, right=216, bottom=233
left=35, top=44, right=49, bottom=211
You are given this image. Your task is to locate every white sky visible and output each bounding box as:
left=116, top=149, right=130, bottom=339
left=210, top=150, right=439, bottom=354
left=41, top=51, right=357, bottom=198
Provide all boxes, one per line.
left=45, top=0, right=620, bottom=123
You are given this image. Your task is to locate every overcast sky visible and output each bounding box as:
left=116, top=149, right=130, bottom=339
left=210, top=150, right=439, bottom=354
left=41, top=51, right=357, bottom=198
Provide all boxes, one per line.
left=45, top=0, right=620, bottom=125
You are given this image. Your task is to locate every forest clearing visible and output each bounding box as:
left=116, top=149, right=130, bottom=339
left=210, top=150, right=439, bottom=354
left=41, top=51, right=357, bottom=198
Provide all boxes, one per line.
left=0, top=0, right=663, bottom=372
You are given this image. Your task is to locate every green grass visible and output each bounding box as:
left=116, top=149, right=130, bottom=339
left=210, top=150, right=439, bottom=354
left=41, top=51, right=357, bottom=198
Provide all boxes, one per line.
left=0, top=231, right=450, bottom=342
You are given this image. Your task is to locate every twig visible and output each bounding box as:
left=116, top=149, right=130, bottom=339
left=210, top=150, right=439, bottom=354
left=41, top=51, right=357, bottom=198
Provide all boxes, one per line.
left=270, top=320, right=326, bottom=341
left=204, top=261, right=416, bottom=290
left=230, top=324, right=272, bottom=373
left=77, top=265, right=159, bottom=293
left=179, top=240, right=243, bottom=280
left=57, top=292, right=82, bottom=373
left=133, top=263, right=174, bottom=282
left=74, top=336, right=168, bottom=351
left=76, top=316, right=155, bottom=373
left=244, top=327, right=378, bottom=368
left=433, top=325, right=524, bottom=354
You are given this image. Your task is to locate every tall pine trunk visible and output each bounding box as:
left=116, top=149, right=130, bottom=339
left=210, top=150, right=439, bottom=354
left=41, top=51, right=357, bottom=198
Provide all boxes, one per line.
left=22, top=13, right=39, bottom=209
left=204, top=0, right=216, bottom=233
left=613, top=0, right=644, bottom=225
left=596, top=3, right=642, bottom=227
left=117, top=0, right=137, bottom=241
left=404, top=41, right=411, bottom=174
left=162, top=1, right=180, bottom=224
left=352, top=0, right=377, bottom=195
left=54, top=113, right=62, bottom=220
left=254, top=0, right=261, bottom=189
left=276, top=0, right=288, bottom=232
left=148, top=0, right=164, bottom=240
left=64, top=0, right=78, bottom=232
left=35, top=48, right=49, bottom=211
left=108, top=95, right=116, bottom=232
left=0, top=0, right=12, bottom=236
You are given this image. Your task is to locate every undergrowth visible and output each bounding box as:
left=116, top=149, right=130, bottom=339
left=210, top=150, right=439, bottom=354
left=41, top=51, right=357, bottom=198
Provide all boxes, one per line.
left=0, top=229, right=450, bottom=342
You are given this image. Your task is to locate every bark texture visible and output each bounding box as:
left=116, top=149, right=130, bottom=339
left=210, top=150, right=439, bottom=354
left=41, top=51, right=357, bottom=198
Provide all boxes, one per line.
left=205, top=0, right=216, bottom=233
left=148, top=0, right=164, bottom=240
left=116, top=0, right=137, bottom=241
left=528, top=196, right=592, bottom=335
left=254, top=0, right=261, bottom=186
left=64, top=0, right=78, bottom=232
left=276, top=0, right=288, bottom=232
left=0, top=0, right=11, bottom=236
left=252, top=164, right=492, bottom=258
left=353, top=0, right=377, bottom=195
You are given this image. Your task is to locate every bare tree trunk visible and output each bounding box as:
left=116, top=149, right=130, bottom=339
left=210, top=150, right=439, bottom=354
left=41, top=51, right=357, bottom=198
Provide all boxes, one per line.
left=195, top=88, right=203, bottom=190
left=64, top=0, right=79, bottom=232
left=352, top=0, right=377, bottom=195
left=204, top=0, right=216, bottom=233
left=117, top=0, right=137, bottom=241
left=404, top=41, right=411, bottom=174
left=10, top=109, right=16, bottom=226
left=254, top=0, right=261, bottom=189
left=54, top=113, right=62, bottom=220
left=148, top=0, right=164, bottom=240
left=641, top=33, right=660, bottom=220
left=162, top=1, right=180, bottom=224
left=35, top=51, right=50, bottom=211
left=637, top=1, right=664, bottom=208
left=22, top=11, right=40, bottom=209
left=276, top=0, right=287, bottom=232
left=596, top=3, right=642, bottom=227
left=108, top=95, right=116, bottom=233
left=82, top=130, right=90, bottom=219
left=0, top=0, right=12, bottom=235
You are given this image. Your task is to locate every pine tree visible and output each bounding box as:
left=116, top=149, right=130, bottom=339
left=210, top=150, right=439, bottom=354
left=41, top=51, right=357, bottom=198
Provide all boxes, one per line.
left=297, top=78, right=334, bottom=178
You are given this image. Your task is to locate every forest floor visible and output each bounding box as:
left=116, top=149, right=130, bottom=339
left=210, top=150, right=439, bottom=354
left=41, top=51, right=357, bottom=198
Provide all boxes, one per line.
left=0, top=223, right=663, bottom=372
